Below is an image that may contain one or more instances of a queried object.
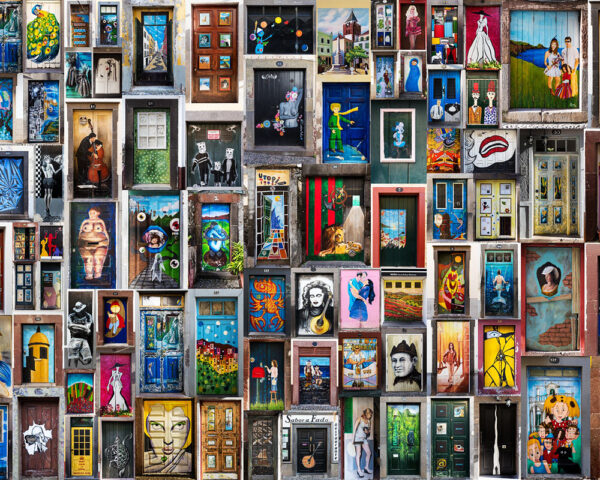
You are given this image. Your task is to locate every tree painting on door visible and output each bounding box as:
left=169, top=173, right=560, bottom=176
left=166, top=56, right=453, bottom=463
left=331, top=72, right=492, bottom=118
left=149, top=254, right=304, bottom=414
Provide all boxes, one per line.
left=342, top=337, right=378, bottom=390
left=70, top=201, right=116, bottom=289
left=305, top=177, right=365, bottom=261
left=248, top=275, right=286, bottom=333
left=426, top=128, right=460, bottom=173
left=201, top=204, right=230, bottom=272
left=484, top=250, right=514, bottom=316
left=382, top=275, right=424, bottom=322
left=483, top=325, right=515, bottom=389
left=0, top=317, right=10, bottom=397
left=22, top=324, right=55, bottom=383
left=128, top=194, right=180, bottom=289
left=27, top=80, right=59, bottom=143
left=433, top=181, right=467, bottom=240
left=0, top=405, right=6, bottom=479
left=340, top=270, right=380, bottom=329
left=344, top=397, right=374, bottom=480
left=299, top=356, right=330, bottom=404
left=437, top=252, right=466, bottom=314
left=465, top=6, right=500, bottom=69
left=387, top=404, right=420, bottom=476
left=249, top=342, right=284, bottom=410
left=527, top=367, right=581, bottom=475
left=525, top=246, right=580, bottom=352
left=102, top=297, right=127, bottom=344
left=66, top=372, right=94, bottom=414
left=143, top=400, right=193, bottom=474
left=25, top=0, right=61, bottom=69
left=436, top=321, right=469, bottom=393
left=99, top=354, right=131, bottom=416
left=295, top=274, right=334, bottom=336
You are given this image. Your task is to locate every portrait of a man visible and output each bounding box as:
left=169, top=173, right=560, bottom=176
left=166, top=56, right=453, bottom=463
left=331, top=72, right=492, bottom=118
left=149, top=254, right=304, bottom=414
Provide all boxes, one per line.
left=387, top=335, right=422, bottom=392
left=296, top=276, right=334, bottom=336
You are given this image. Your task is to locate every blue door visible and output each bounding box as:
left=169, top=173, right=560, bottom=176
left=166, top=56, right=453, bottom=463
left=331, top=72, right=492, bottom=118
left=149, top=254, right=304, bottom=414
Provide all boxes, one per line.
left=433, top=180, right=467, bottom=240
left=323, top=83, right=369, bottom=163
left=0, top=404, right=6, bottom=479
left=428, top=71, right=461, bottom=124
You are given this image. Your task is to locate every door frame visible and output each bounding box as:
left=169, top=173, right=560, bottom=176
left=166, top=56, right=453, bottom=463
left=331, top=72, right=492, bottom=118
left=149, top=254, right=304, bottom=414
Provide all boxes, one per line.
left=245, top=411, right=279, bottom=480
left=379, top=397, right=427, bottom=479
left=292, top=340, right=338, bottom=406
left=371, top=185, right=426, bottom=268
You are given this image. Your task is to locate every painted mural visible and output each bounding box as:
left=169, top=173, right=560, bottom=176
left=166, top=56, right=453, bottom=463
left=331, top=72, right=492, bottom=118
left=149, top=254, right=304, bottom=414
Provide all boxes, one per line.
left=187, top=122, right=240, bottom=188
left=66, top=52, right=92, bottom=98
left=344, top=397, right=374, bottom=480
left=247, top=6, right=313, bottom=54
left=437, top=252, right=466, bottom=314
left=143, top=400, right=193, bottom=474
left=467, top=77, right=498, bottom=126
left=510, top=11, right=580, bottom=109
left=401, top=54, right=424, bottom=95
left=256, top=172, right=289, bottom=261
left=375, top=55, right=394, bottom=98
left=0, top=3, right=21, bottom=73
left=201, top=204, right=230, bottom=272
left=386, top=334, right=422, bottom=392
left=299, top=355, right=330, bottom=404
left=0, top=405, right=6, bottom=478
left=484, top=250, right=514, bottom=316
left=102, top=422, right=133, bottom=478
left=100, top=354, right=131, bottom=416
left=40, top=225, right=62, bottom=259
left=436, top=321, right=469, bottom=393
left=99, top=4, right=118, bottom=45
left=128, top=193, right=180, bottom=288
left=0, top=317, right=11, bottom=397
left=28, top=80, right=59, bottom=143
left=102, top=297, right=128, bottom=344
left=0, top=156, right=25, bottom=216
left=25, top=0, right=61, bottom=69
left=380, top=109, right=414, bottom=162
left=305, top=176, right=365, bottom=261
left=70, top=202, right=116, bottom=288
left=94, top=54, right=121, bottom=95
left=66, top=372, right=94, bottom=414
left=340, top=270, right=380, bottom=329
left=426, top=128, right=460, bottom=173
left=342, top=337, right=378, bottom=390
left=382, top=275, right=424, bottom=322
left=40, top=263, right=61, bottom=310
left=465, top=6, right=501, bottom=69
left=400, top=2, right=424, bottom=50
left=66, top=291, right=94, bottom=368
left=196, top=298, right=238, bottom=396
left=387, top=404, right=420, bottom=476
left=140, top=13, right=169, bottom=74
left=428, top=71, right=461, bottom=123
left=464, top=130, right=517, bottom=173
left=35, top=145, right=63, bottom=221
left=525, top=246, right=580, bottom=352
left=527, top=367, right=581, bottom=475
left=296, top=274, right=334, bottom=336
left=0, top=78, right=12, bottom=141
left=483, top=325, right=515, bottom=389
left=248, top=275, right=286, bottom=333
left=433, top=181, right=466, bottom=240
left=249, top=342, right=284, bottom=410
left=317, top=7, right=369, bottom=75
left=375, top=2, right=393, bottom=48
left=22, top=324, right=55, bottom=383
left=430, top=6, right=458, bottom=64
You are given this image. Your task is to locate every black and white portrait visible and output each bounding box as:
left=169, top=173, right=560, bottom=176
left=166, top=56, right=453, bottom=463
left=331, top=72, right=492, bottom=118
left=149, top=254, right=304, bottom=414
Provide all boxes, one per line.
left=386, top=334, right=423, bottom=392
left=66, top=291, right=95, bottom=368
left=296, top=274, right=334, bottom=336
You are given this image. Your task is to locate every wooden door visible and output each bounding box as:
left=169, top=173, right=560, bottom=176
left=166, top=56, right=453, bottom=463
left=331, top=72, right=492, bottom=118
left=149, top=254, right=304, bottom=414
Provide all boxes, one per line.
left=201, top=401, right=239, bottom=479
left=431, top=400, right=469, bottom=478
left=379, top=195, right=417, bottom=266
left=296, top=428, right=327, bottom=474
left=433, top=180, right=467, bottom=240
left=428, top=71, right=460, bottom=123
left=192, top=5, right=238, bottom=103
left=70, top=422, right=93, bottom=476
left=0, top=2, right=21, bottom=72
left=0, top=230, right=3, bottom=311
left=21, top=398, right=59, bottom=477
left=480, top=404, right=516, bottom=476
left=0, top=404, right=8, bottom=479
left=249, top=417, right=275, bottom=479
left=476, top=180, right=515, bottom=240
left=101, top=421, right=133, bottom=478
left=387, top=404, right=420, bottom=475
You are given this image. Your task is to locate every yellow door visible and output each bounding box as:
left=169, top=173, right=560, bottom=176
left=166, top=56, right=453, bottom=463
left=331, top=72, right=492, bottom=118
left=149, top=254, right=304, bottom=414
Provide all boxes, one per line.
left=71, top=426, right=93, bottom=476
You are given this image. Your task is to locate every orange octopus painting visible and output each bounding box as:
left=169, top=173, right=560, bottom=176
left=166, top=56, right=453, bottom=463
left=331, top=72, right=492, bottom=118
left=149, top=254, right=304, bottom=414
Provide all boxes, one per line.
left=248, top=276, right=286, bottom=333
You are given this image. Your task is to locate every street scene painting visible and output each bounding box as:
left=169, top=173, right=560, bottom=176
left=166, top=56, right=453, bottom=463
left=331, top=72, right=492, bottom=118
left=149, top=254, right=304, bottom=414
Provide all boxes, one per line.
left=141, top=13, right=168, bottom=73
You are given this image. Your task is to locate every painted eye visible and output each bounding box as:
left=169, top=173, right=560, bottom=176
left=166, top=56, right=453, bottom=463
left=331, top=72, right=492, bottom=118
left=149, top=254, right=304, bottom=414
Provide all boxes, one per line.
left=137, top=212, right=146, bottom=222
left=150, top=422, right=164, bottom=432
left=170, top=259, right=180, bottom=269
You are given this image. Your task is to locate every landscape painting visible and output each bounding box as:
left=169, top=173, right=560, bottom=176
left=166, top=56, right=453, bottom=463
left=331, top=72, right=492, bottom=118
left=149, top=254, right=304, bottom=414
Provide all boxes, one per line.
left=382, top=274, right=424, bottom=323
left=66, top=372, right=94, bottom=413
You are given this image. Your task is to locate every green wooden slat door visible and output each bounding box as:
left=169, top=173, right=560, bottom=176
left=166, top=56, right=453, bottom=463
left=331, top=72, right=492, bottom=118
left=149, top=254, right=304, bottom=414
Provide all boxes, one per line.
left=432, top=400, right=469, bottom=477
left=380, top=195, right=417, bottom=266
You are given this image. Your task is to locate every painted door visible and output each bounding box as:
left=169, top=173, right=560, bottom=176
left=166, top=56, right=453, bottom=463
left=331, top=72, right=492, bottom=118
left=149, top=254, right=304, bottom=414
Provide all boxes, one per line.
left=428, top=71, right=461, bottom=124
left=70, top=422, right=93, bottom=476
left=533, top=155, right=579, bottom=236
left=134, top=10, right=173, bottom=85
left=201, top=401, right=239, bottom=478
left=0, top=405, right=7, bottom=479
left=387, top=404, right=420, bottom=476
left=432, top=400, right=469, bottom=478
left=0, top=2, right=21, bottom=72
left=296, top=428, right=327, bottom=474
left=433, top=180, right=467, bottom=240
left=322, top=83, right=369, bottom=163
left=379, top=195, right=417, bottom=266
left=0, top=230, right=3, bottom=311
left=249, top=417, right=275, bottom=479
left=476, top=180, right=516, bottom=239
left=140, top=309, right=184, bottom=393
left=102, top=421, right=133, bottom=478
left=21, top=398, right=59, bottom=477
left=479, top=404, right=516, bottom=476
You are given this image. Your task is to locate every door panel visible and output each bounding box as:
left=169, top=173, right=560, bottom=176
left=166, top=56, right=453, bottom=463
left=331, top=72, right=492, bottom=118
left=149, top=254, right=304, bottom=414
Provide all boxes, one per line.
left=480, top=404, right=516, bottom=476
left=432, top=400, right=469, bottom=478
left=296, top=428, right=327, bottom=474
left=201, top=401, right=239, bottom=478
left=101, top=421, right=133, bottom=478
left=250, top=417, right=275, bottom=478
left=380, top=195, right=417, bottom=266
left=71, top=425, right=93, bottom=476
left=21, top=399, right=59, bottom=476
left=433, top=180, right=467, bottom=240
left=476, top=180, right=515, bottom=239
left=387, top=404, right=420, bottom=475
left=0, top=3, right=21, bottom=72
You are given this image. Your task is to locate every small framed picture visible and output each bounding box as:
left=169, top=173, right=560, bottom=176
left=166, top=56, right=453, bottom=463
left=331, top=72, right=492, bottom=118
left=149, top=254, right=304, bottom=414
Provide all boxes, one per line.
left=480, top=216, right=492, bottom=236
left=500, top=198, right=511, bottom=214
left=198, top=33, right=211, bottom=48
left=500, top=183, right=512, bottom=195
left=220, top=33, right=231, bottom=48
left=24, top=273, right=32, bottom=286
left=199, top=77, right=210, bottom=91
left=199, top=12, right=210, bottom=25
left=480, top=183, right=492, bottom=195
left=25, top=289, right=31, bottom=302
left=219, top=77, right=231, bottom=91
left=198, top=56, right=211, bottom=69
left=219, top=55, right=231, bottom=69
left=219, top=11, right=231, bottom=25
left=480, top=198, right=492, bottom=214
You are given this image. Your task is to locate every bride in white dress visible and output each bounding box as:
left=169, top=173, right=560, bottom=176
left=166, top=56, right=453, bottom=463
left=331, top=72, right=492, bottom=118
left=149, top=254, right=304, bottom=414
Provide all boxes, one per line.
left=107, top=363, right=129, bottom=412
left=467, top=11, right=497, bottom=65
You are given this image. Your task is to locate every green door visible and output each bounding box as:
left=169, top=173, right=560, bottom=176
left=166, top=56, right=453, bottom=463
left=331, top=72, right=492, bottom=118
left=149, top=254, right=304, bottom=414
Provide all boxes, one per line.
left=432, top=400, right=469, bottom=478
left=380, top=195, right=417, bottom=266
left=387, top=404, right=420, bottom=475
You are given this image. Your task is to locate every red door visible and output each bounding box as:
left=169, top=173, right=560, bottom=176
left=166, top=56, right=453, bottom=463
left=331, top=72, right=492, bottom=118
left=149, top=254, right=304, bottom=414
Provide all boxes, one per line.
left=21, top=398, right=59, bottom=477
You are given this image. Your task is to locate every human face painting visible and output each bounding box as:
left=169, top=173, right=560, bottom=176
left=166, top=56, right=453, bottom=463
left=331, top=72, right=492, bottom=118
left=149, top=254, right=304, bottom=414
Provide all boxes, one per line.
left=552, top=400, right=569, bottom=421
left=391, top=352, right=415, bottom=378
left=309, top=287, right=324, bottom=308
left=146, top=404, right=190, bottom=459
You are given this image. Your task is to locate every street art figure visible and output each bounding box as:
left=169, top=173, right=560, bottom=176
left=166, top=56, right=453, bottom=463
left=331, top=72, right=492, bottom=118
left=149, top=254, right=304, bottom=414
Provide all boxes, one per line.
left=405, top=5, right=421, bottom=50
left=107, top=362, right=129, bottom=412
left=390, top=339, right=421, bottom=390
left=352, top=408, right=374, bottom=477
left=467, top=11, right=496, bottom=65
left=67, top=301, right=93, bottom=366
left=23, top=422, right=52, bottom=455
left=26, top=4, right=60, bottom=64
left=77, top=206, right=109, bottom=280
left=342, top=338, right=378, bottom=389
left=40, top=154, right=62, bottom=220
left=328, top=103, right=357, bottom=153
left=104, top=433, right=132, bottom=478
left=297, top=278, right=334, bottom=336
left=278, top=87, right=303, bottom=131
left=192, top=142, right=212, bottom=186
left=347, top=272, right=376, bottom=323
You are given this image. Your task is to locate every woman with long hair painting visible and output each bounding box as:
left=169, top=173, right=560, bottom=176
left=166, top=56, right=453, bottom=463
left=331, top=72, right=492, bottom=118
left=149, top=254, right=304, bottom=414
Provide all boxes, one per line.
left=405, top=5, right=421, bottom=50
left=544, top=38, right=562, bottom=94
left=348, top=272, right=375, bottom=322
left=442, top=342, right=459, bottom=386
left=353, top=408, right=373, bottom=477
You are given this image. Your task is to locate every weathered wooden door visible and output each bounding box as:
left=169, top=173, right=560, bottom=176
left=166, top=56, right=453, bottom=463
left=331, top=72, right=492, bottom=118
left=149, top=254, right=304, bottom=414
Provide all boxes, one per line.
left=249, top=416, right=275, bottom=479
left=433, top=180, right=467, bottom=240
left=21, top=398, right=59, bottom=477
left=476, top=180, right=515, bottom=239
left=101, top=421, right=133, bottom=478
left=379, top=195, right=417, bottom=266
left=387, top=404, right=420, bottom=475
left=480, top=404, right=516, bottom=476
left=70, top=419, right=93, bottom=476
left=296, top=428, right=327, bottom=474
left=431, top=400, right=469, bottom=478
left=201, top=401, right=239, bottom=479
